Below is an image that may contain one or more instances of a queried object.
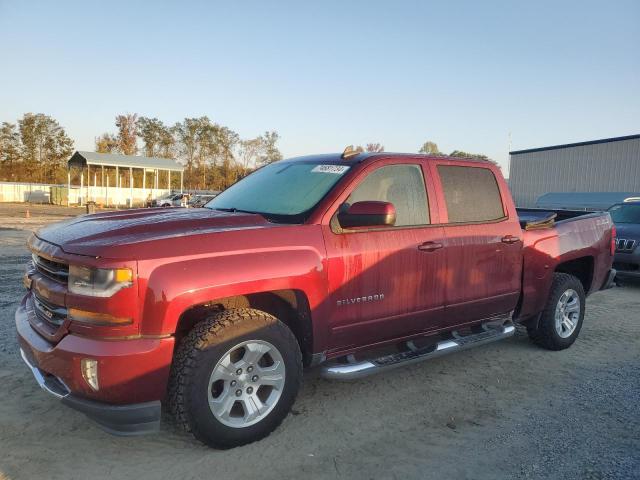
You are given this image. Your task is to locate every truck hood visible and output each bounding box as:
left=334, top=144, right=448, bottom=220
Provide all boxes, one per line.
left=35, top=207, right=273, bottom=258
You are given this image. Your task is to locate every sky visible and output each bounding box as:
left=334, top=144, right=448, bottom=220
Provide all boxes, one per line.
left=1, top=0, right=639, bottom=174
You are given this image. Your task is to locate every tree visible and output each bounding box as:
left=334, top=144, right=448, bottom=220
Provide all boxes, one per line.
left=17, top=113, right=74, bottom=183
left=449, top=150, right=489, bottom=160
left=115, top=113, right=138, bottom=155
left=257, top=131, right=282, bottom=165
left=174, top=117, right=209, bottom=186
left=365, top=143, right=384, bottom=152
left=95, top=133, right=119, bottom=153
left=238, top=137, right=263, bottom=170
left=0, top=122, right=21, bottom=180
left=138, top=117, right=175, bottom=157
left=418, top=141, right=441, bottom=155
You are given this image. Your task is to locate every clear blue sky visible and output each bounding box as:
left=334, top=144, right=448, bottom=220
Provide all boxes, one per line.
left=1, top=0, right=638, bottom=173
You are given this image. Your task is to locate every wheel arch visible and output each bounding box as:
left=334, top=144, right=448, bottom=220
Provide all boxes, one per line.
left=555, top=255, right=594, bottom=294
left=174, top=289, right=315, bottom=366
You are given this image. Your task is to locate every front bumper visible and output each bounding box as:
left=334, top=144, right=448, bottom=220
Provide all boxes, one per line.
left=613, top=250, right=640, bottom=280
left=20, top=347, right=161, bottom=435
left=16, top=297, right=175, bottom=435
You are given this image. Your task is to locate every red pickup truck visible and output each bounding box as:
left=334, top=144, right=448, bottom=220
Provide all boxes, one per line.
left=17, top=151, right=616, bottom=448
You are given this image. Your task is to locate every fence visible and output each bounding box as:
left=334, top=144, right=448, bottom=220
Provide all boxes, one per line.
left=1, top=182, right=171, bottom=207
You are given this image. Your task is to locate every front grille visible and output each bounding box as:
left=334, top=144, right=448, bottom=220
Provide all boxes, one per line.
left=32, top=253, right=69, bottom=284
left=32, top=291, right=68, bottom=327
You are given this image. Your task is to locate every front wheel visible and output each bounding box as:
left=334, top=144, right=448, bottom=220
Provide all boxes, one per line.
left=168, top=308, right=302, bottom=448
left=527, top=273, right=586, bottom=351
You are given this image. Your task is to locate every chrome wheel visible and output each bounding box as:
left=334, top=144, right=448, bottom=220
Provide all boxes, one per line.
left=207, top=339, right=286, bottom=428
left=554, top=289, right=580, bottom=338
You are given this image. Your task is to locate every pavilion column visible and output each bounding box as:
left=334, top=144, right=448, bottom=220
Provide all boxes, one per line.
left=116, top=166, right=119, bottom=207
left=142, top=168, right=146, bottom=202
left=180, top=171, right=183, bottom=193
left=80, top=169, right=84, bottom=206
left=106, top=174, right=109, bottom=207
left=87, top=164, right=90, bottom=203
left=168, top=170, right=171, bottom=191
left=101, top=166, right=104, bottom=203
left=129, top=167, right=133, bottom=208
left=67, top=170, right=71, bottom=207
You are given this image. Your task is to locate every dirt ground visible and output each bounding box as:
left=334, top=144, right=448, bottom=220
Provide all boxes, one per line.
left=0, top=206, right=638, bottom=480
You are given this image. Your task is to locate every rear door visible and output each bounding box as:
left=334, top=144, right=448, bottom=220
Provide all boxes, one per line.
left=431, top=162, right=523, bottom=326
left=322, top=159, right=447, bottom=351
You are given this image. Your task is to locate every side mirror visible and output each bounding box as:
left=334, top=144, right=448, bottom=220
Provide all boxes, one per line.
left=337, top=201, right=396, bottom=229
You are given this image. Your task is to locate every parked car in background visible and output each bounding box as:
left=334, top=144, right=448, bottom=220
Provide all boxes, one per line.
left=148, top=193, right=190, bottom=208
left=535, top=192, right=640, bottom=211
left=608, top=201, right=640, bottom=282
left=189, top=194, right=217, bottom=208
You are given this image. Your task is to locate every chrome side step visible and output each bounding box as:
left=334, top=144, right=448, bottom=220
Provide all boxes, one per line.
left=320, top=322, right=516, bottom=380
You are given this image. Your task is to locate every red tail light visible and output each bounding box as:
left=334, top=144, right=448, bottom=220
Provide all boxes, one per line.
left=611, top=225, right=617, bottom=255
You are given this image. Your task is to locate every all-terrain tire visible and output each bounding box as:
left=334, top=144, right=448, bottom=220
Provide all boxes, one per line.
left=527, top=273, right=586, bottom=351
left=167, top=308, right=302, bottom=449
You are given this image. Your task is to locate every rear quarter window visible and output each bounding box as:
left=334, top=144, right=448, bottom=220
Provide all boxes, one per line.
left=437, top=165, right=505, bottom=223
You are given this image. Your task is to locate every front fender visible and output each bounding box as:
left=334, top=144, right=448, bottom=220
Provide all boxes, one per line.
left=140, top=246, right=328, bottom=345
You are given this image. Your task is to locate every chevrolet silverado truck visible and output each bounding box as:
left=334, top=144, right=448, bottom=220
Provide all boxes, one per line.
left=17, top=150, right=616, bottom=448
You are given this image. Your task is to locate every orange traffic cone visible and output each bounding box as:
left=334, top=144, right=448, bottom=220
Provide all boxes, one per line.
left=25, top=209, right=30, bottom=219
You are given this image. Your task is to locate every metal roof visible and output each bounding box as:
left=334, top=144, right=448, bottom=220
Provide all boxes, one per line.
left=68, top=151, right=184, bottom=171
left=510, top=134, right=640, bottom=155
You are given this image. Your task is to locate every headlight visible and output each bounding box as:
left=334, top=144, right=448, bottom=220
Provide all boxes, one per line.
left=68, top=265, right=133, bottom=297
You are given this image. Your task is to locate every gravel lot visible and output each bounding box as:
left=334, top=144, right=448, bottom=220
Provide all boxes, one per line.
left=0, top=206, right=638, bottom=480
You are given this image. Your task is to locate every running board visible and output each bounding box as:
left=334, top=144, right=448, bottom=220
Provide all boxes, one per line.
left=320, top=322, right=516, bottom=380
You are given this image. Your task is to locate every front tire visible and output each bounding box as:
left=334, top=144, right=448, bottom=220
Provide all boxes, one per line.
left=527, top=273, right=586, bottom=351
left=168, top=308, right=302, bottom=448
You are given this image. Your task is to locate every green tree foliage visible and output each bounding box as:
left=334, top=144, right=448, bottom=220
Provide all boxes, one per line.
left=15, top=113, right=74, bottom=183
left=449, top=150, right=489, bottom=160
left=418, top=141, right=441, bottom=155
left=95, top=133, right=119, bottom=153
left=138, top=117, right=175, bottom=158
left=115, top=113, right=138, bottom=155
left=365, top=143, right=384, bottom=152
left=257, top=131, right=283, bottom=165
left=0, top=122, right=21, bottom=180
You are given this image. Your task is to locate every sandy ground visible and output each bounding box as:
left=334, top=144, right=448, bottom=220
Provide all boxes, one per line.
left=0, top=206, right=638, bottom=479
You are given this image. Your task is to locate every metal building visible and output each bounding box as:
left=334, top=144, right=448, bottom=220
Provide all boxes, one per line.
left=508, top=134, right=640, bottom=207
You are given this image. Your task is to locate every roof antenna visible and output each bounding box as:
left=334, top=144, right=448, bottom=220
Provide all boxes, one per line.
left=341, top=145, right=363, bottom=159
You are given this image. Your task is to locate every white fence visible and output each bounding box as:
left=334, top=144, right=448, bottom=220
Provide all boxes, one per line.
left=0, top=182, right=55, bottom=203
left=0, top=182, right=171, bottom=207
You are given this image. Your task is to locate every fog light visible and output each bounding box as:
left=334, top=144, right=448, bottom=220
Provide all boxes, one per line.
left=81, top=358, right=99, bottom=391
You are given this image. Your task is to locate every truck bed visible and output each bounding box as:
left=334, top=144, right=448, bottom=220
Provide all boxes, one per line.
left=516, top=207, right=604, bottom=230
left=515, top=208, right=614, bottom=321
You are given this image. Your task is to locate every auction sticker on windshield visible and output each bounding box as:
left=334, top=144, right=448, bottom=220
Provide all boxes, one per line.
left=312, top=165, right=350, bottom=174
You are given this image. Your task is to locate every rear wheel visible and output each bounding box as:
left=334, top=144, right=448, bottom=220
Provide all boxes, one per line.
left=527, top=273, right=585, bottom=350
left=168, top=308, right=302, bottom=448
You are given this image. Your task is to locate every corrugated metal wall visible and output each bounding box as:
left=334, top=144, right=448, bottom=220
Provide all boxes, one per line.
left=509, top=137, right=640, bottom=207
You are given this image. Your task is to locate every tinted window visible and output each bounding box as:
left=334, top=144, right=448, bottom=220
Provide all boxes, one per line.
left=207, top=162, right=350, bottom=220
left=608, top=203, right=640, bottom=224
left=347, top=164, right=429, bottom=226
left=437, top=165, right=505, bottom=223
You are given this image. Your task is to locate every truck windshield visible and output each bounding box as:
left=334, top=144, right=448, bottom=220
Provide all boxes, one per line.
left=608, top=203, right=640, bottom=224
left=205, top=162, right=350, bottom=222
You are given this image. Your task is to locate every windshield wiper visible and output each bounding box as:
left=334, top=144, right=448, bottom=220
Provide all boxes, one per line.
left=213, top=207, right=261, bottom=215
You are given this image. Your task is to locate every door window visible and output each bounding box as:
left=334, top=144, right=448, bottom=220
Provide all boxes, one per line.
left=347, top=164, right=430, bottom=226
left=437, top=165, right=505, bottom=223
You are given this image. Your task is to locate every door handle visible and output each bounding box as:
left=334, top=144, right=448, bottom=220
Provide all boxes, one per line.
left=418, top=241, right=443, bottom=252
left=501, top=235, right=520, bottom=244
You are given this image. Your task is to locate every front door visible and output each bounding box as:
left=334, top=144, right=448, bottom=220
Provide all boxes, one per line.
left=322, top=160, right=447, bottom=351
